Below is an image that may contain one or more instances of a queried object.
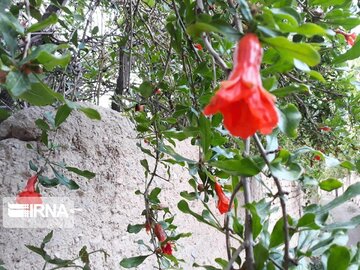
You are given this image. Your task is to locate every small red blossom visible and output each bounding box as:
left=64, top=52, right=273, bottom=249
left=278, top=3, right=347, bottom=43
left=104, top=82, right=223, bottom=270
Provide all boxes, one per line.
left=154, top=223, right=166, bottom=242
left=161, top=242, right=173, bottom=255
left=335, top=29, right=357, bottom=46
left=16, top=175, right=42, bottom=204
left=0, top=70, right=8, bottom=84
left=313, top=155, right=321, bottom=161
left=135, top=104, right=145, bottom=112
left=145, top=220, right=151, bottom=234
left=154, top=88, right=162, bottom=95
left=319, top=126, right=331, bottom=132
left=214, top=182, right=230, bottom=214
left=203, top=34, right=278, bottom=139
left=194, top=43, right=203, bottom=51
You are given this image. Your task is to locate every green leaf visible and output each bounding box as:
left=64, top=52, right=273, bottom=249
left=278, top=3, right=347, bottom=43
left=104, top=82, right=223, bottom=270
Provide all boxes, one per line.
left=264, top=37, right=321, bottom=66
left=79, top=246, right=89, bottom=264
left=167, top=232, right=192, bottom=241
left=52, top=168, right=80, bottom=190
left=270, top=162, right=303, bottom=181
left=209, top=158, right=261, bottom=177
left=180, top=191, right=197, bottom=201
left=66, top=167, right=95, bottom=179
left=20, top=83, right=59, bottom=106
left=140, top=159, right=149, bottom=172
left=315, top=182, right=360, bottom=215
left=270, top=84, right=309, bottom=97
left=178, top=200, right=216, bottom=228
left=187, top=19, right=240, bottom=40
left=38, top=175, right=59, bottom=187
left=236, top=0, right=253, bottom=22
left=295, top=23, right=330, bottom=37
left=324, top=215, right=360, bottom=231
left=5, top=71, right=31, bottom=96
left=327, top=245, right=350, bottom=270
left=27, top=13, right=58, bottom=33
left=254, top=243, right=269, bottom=270
left=309, top=0, right=345, bottom=6
left=319, top=178, right=343, bottom=192
left=278, top=103, right=301, bottom=138
left=0, top=108, right=11, bottom=121
left=142, top=0, right=155, bottom=7
left=25, top=245, right=46, bottom=257
left=42, top=231, right=53, bottom=245
left=326, top=17, right=360, bottom=30
left=29, top=160, right=38, bottom=172
left=199, top=114, right=211, bottom=157
left=120, top=255, right=149, bottom=268
left=149, top=187, right=161, bottom=204
left=35, top=119, right=50, bottom=131
left=79, top=107, right=101, bottom=120
left=36, top=51, right=71, bottom=71
left=340, top=160, right=356, bottom=170
left=233, top=217, right=244, bottom=238
left=137, top=81, right=154, bottom=98
left=333, top=39, right=360, bottom=64
left=297, top=213, right=320, bottom=229
left=159, top=143, right=196, bottom=164
left=127, top=224, right=144, bottom=234
left=55, top=104, right=72, bottom=127
left=270, top=216, right=294, bottom=248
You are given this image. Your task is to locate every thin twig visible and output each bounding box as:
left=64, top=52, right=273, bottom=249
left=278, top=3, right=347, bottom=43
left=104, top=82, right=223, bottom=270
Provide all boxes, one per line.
left=242, top=139, right=255, bottom=270
left=227, top=0, right=243, bottom=33
left=23, top=0, right=32, bottom=59
left=253, top=134, right=291, bottom=269
left=202, top=34, right=231, bottom=73
left=284, top=73, right=346, bottom=97
left=224, top=243, right=246, bottom=270
left=225, top=179, right=243, bottom=261
left=196, top=0, right=230, bottom=73
left=171, top=0, right=201, bottom=61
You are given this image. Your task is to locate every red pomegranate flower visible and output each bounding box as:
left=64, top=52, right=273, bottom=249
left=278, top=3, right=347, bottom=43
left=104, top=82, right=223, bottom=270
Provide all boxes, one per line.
left=154, top=223, right=167, bottom=242
left=204, top=34, right=278, bottom=139
left=319, top=126, right=331, bottom=132
left=313, top=155, right=321, bottom=161
left=16, top=175, right=42, bottom=204
left=161, top=242, right=173, bottom=255
left=214, top=182, right=230, bottom=214
left=335, top=30, right=357, bottom=46
left=194, top=43, right=203, bottom=50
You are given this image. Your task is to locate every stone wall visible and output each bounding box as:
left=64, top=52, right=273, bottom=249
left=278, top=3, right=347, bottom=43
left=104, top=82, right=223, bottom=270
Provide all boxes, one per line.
left=0, top=105, right=303, bottom=269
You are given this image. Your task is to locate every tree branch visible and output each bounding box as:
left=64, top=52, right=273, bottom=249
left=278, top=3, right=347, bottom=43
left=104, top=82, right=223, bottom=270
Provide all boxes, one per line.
left=253, top=134, right=291, bottom=269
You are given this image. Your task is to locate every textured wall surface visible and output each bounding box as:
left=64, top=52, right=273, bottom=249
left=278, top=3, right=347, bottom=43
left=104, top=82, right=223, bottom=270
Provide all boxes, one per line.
left=0, top=105, right=303, bottom=269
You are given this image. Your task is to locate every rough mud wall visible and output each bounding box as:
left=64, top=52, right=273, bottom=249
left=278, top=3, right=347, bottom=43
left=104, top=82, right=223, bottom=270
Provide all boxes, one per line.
left=0, top=105, right=303, bottom=269
left=0, top=105, right=228, bottom=270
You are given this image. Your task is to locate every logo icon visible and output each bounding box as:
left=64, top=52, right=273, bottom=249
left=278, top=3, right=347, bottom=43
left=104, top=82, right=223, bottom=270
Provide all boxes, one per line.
left=2, top=197, right=76, bottom=228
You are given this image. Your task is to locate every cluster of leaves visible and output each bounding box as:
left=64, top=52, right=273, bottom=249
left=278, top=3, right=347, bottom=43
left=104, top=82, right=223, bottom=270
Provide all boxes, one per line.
left=25, top=231, right=108, bottom=270
left=0, top=0, right=360, bottom=269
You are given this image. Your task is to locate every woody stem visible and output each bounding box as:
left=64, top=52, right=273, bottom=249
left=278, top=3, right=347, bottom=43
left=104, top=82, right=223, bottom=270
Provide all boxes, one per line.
left=242, top=138, right=255, bottom=270
left=253, top=134, right=290, bottom=269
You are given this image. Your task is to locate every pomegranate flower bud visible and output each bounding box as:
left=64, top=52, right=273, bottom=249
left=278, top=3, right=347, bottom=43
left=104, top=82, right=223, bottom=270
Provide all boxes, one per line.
left=154, top=223, right=166, bottom=242
left=319, top=126, right=331, bottom=132
left=194, top=43, right=203, bottom=50
left=214, top=182, right=231, bottom=214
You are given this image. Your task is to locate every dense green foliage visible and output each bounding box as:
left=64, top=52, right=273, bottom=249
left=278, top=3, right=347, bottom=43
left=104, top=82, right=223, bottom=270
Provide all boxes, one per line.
left=1, top=0, right=360, bottom=269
